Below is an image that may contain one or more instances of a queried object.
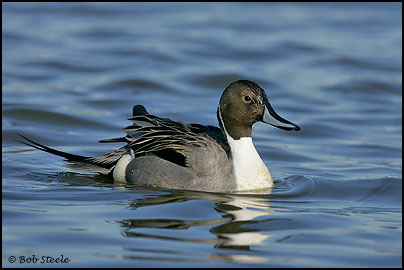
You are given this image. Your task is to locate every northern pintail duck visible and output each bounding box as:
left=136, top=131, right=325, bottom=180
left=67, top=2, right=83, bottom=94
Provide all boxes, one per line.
left=19, top=80, right=300, bottom=192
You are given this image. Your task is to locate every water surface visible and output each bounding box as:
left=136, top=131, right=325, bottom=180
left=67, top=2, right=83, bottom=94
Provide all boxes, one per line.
left=2, top=2, right=402, bottom=267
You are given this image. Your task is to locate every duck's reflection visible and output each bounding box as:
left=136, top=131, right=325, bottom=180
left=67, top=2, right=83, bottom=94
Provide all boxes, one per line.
left=115, top=186, right=273, bottom=263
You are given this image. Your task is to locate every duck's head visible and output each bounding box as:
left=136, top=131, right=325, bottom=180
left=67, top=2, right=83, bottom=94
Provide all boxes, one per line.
left=218, top=80, right=300, bottom=140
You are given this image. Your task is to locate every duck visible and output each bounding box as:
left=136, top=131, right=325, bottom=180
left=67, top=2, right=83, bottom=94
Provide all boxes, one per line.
left=18, top=80, right=300, bottom=192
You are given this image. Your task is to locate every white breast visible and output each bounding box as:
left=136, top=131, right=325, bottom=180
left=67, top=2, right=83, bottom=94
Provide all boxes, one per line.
left=217, top=107, right=273, bottom=191
left=226, top=136, right=273, bottom=190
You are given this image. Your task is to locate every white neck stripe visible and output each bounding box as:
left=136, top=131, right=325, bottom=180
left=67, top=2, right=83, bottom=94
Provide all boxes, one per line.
left=218, top=107, right=273, bottom=190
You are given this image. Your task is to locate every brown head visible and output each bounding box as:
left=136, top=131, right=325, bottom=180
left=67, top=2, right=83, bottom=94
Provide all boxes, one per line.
left=218, top=80, right=300, bottom=140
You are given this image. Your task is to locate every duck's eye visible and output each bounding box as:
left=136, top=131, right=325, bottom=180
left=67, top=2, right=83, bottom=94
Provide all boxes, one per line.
left=244, top=96, right=251, bottom=102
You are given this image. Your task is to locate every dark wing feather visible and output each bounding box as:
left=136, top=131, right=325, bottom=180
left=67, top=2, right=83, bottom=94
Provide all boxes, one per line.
left=132, top=105, right=149, bottom=116
left=188, top=123, right=229, bottom=155
left=120, top=113, right=225, bottom=167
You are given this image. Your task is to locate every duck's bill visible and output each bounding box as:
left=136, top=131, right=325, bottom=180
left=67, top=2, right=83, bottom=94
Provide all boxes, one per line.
left=262, top=102, right=300, bottom=131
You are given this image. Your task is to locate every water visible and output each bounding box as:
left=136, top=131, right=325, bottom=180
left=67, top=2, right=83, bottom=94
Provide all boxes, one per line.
left=2, top=2, right=402, bottom=267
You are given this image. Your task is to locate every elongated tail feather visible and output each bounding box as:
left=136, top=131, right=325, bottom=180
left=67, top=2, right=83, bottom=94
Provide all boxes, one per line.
left=17, top=134, right=127, bottom=176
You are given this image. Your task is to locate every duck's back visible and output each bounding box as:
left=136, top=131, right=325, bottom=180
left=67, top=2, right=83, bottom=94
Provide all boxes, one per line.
left=120, top=105, right=236, bottom=191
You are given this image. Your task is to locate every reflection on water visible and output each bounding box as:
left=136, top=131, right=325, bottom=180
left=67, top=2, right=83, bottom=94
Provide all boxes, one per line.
left=115, top=190, right=272, bottom=263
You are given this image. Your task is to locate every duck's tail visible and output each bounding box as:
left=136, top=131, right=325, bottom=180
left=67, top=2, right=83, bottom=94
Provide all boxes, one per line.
left=17, top=134, right=128, bottom=176
left=17, top=105, right=149, bottom=176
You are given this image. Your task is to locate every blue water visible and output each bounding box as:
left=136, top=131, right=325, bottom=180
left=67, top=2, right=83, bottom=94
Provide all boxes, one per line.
left=2, top=2, right=402, bottom=268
